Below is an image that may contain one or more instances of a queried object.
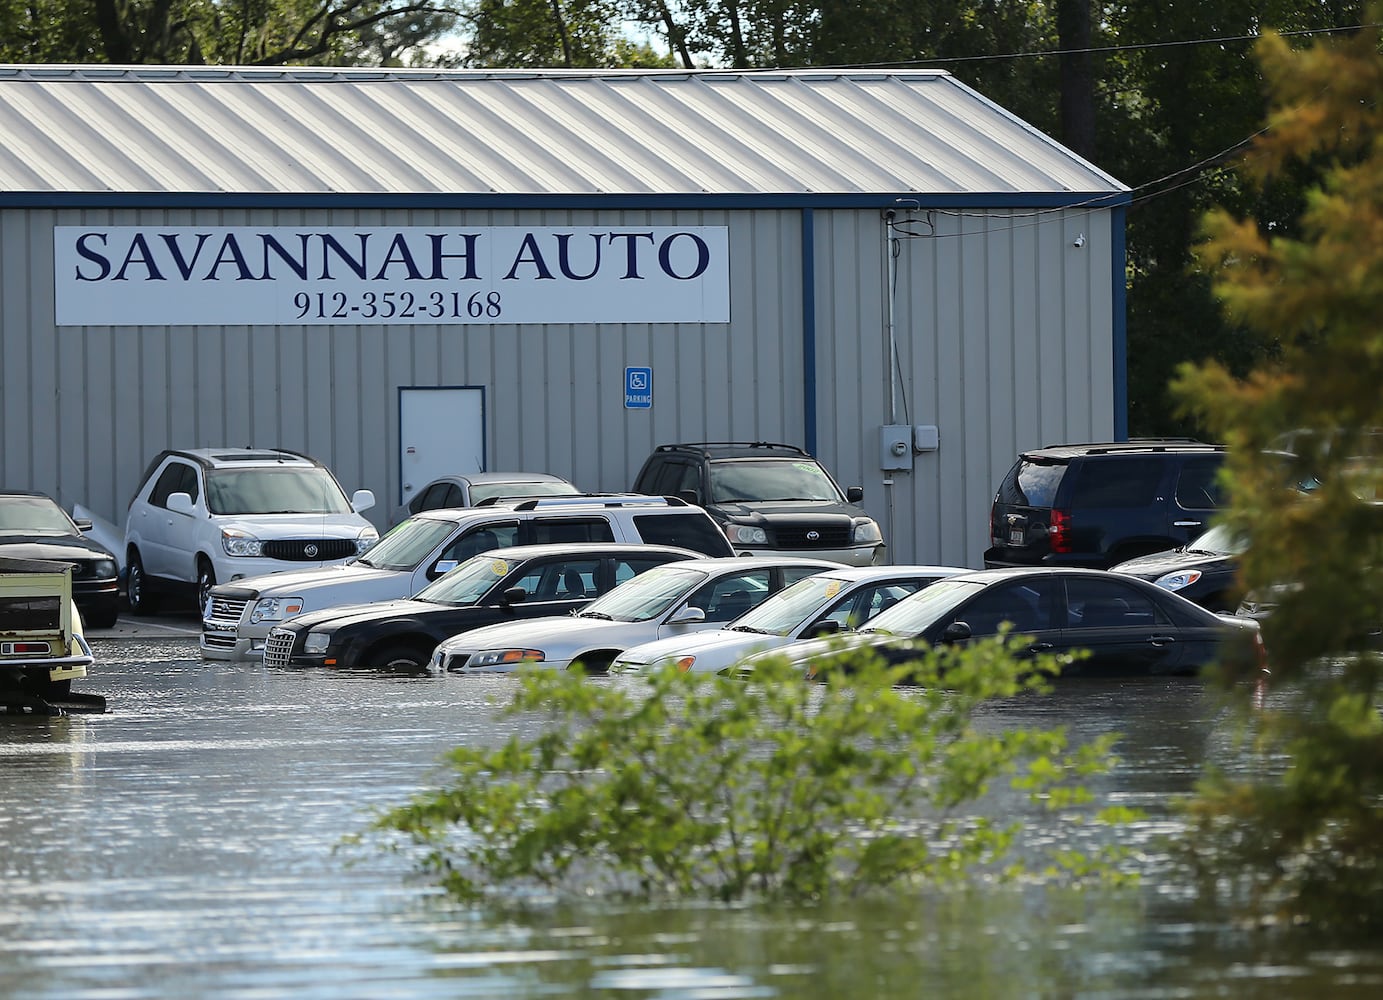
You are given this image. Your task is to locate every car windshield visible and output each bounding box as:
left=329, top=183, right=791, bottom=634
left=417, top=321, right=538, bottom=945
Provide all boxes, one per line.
left=709, top=459, right=843, bottom=503
left=576, top=564, right=709, bottom=623
left=0, top=496, right=75, bottom=536
left=468, top=481, right=576, bottom=504
left=1186, top=523, right=1249, bottom=556
left=355, top=518, right=458, bottom=571
left=415, top=553, right=516, bottom=605
left=726, top=574, right=853, bottom=636
left=205, top=467, right=351, bottom=515
left=858, top=579, right=986, bottom=636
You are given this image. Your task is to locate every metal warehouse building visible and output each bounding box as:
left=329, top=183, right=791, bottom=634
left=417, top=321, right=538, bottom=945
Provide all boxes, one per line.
left=0, top=65, right=1129, bottom=569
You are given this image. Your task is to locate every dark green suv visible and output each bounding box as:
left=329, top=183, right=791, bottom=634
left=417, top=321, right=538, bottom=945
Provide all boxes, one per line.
left=983, top=440, right=1226, bottom=570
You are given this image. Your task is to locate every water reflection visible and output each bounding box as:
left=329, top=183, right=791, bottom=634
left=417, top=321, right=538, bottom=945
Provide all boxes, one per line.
left=1, top=641, right=1381, bottom=998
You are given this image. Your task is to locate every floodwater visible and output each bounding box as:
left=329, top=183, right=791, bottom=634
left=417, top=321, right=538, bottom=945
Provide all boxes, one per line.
left=2, top=638, right=1382, bottom=999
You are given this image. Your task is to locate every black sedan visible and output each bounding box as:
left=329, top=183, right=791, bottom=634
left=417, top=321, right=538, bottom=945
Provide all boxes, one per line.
left=740, top=567, right=1264, bottom=681
left=0, top=491, right=121, bottom=627
left=261, top=542, right=699, bottom=672
left=1108, top=523, right=1246, bottom=612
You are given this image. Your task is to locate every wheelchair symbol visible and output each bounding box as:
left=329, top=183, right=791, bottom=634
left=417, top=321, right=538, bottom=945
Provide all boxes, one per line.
left=629, top=372, right=648, bottom=390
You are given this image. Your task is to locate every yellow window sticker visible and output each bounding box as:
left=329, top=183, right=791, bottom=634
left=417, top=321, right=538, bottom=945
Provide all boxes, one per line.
left=823, top=580, right=842, bottom=598
left=489, top=560, right=509, bottom=575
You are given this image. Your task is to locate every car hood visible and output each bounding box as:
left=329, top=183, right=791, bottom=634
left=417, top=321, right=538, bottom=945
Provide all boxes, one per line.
left=713, top=500, right=865, bottom=522
left=209, top=562, right=410, bottom=600
left=0, top=534, right=115, bottom=563
left=1110, top=548, right=1237, bottom=577
left=214, top=513, right=372, bottom=537
left=617, top=628, right=785, bottom=667
left=439, top=615, right=650, bottom=655
left=286, top=599, right=441, bottom=631
left=740, top=631, right=885, bottom=673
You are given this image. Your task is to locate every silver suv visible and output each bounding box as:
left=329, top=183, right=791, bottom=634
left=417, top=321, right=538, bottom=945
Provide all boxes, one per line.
left=123, top=448, right=378, bottom=614
left=200, top=493, right=732, bottom=659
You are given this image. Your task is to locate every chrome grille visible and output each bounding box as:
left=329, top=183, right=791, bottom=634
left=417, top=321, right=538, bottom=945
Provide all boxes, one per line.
left=263, top=628, right=297, bottom=667
left=201, top=631, right=239, bottom=650
left=205, top=595, right=250, bottom=626
left=262, top=538, right=357, bottom=561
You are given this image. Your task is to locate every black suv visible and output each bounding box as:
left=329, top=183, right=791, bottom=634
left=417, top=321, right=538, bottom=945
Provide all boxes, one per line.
left=983, top=440, right=1226, bottom=570
left=632, top=442, right=885, bottom=566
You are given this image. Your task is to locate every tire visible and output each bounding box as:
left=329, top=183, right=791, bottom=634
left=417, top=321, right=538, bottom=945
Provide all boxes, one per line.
left=125, top=549, right=160, bottom=615
left=196, top=558, right=217, bottom=614
left=367, top=644, right=431, bottom=673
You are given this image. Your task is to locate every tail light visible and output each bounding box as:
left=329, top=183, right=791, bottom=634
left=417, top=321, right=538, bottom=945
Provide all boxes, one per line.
left=1048, top=509, right=1073, bottom=553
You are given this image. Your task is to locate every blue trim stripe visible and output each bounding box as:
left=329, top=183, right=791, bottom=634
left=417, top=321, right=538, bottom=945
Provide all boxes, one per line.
left=1, top=190, right=1132, bottom=211
left=801, top=209, right=817, bottom=455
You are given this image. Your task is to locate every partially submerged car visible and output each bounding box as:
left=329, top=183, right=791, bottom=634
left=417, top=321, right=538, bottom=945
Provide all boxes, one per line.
left=0, top=491, right=121, bottom=627
left=0, top=556, right=98, bottom=712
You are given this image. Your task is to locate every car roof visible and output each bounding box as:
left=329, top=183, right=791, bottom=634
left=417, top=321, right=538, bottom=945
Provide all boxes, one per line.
left=636, top=556, right=840, bottom=572
left=651, top=441, right=813, bottom=461
left=1020, top=439, right=1224, bottom=461
left=0, top=490, right=60, bottom=501
left=160, top=447, right=321, bottom=470
left=478, top=542, right=701, bottom=561
left=803, top=564, right=973, bottom=582
left=942, top=566, right=1154, bottom=584
left=440, top=471, right=573, bottom=485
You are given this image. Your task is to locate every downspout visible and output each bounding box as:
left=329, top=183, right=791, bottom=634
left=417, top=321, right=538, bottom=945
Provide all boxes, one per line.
left=802, top=208, right=817, bottom=455
left=883, top=209, right=899, bottom=556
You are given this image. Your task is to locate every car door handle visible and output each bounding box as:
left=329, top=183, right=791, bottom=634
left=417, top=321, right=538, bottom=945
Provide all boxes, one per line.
left=1027, top=642, right=1054, bottom=653
left=1150, top=635, right=1177, bottom=646
left=1173, top=520, right=1203, bottom=528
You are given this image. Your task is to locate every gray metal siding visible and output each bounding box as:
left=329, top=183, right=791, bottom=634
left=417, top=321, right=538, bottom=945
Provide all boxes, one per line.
left=5, top=201, right=1113, bottom=570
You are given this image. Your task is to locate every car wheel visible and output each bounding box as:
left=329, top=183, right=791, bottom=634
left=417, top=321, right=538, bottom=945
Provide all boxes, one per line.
left=196, top=558, right=217, bottom=613
left=369, top=644, right=431, bottom=673
left=125, top=549, right=160, bottom=615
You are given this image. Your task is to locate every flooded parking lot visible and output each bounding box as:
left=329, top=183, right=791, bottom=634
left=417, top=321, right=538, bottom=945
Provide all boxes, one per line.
left=3, top=634, right=1383, bottom=999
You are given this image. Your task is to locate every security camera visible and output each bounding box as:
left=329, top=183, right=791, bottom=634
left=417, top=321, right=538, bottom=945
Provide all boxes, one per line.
left=1072, top=233, right=1086, bottom=249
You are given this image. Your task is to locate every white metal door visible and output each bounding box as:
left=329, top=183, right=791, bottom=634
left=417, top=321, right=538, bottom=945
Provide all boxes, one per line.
left=398, top=387, right=486, bottom=509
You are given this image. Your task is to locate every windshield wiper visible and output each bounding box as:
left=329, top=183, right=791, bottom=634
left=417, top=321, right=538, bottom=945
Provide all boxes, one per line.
left=578, top=611, right=615, bottom=620
left=727, top=625, right=770, bottom=634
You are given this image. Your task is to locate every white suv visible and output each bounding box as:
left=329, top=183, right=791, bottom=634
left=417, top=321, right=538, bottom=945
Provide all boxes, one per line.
left=200, top=493, right=733, bottom=660
left=123, top=448, right=378, bottom=614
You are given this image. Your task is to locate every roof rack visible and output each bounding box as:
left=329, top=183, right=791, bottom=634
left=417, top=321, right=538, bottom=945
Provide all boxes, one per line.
left=505, top=493, right=689, bottom=511
left=654, top=441, right=810, bottom=456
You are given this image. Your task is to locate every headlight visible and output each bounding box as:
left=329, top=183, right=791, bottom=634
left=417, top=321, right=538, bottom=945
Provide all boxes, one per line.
left=303, top=633, right=330, bottom=654
left=852, top=519, right=883, bottom=545
left=250, top=597, right=306, bottom=624
left=467, top=648, right=545, bottom=668
left=1154, top=569, right=1202, bottom=592
left=355, top=527, right=379, bottom=554
left=221, top=527, right=264, bottom=557
left=725, top=524, right=768, bottom=545
left=93, top=558, right=117, bottom=577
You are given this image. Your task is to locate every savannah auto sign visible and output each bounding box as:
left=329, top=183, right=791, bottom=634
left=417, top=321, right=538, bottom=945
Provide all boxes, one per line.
left=54, top=226, right=730, bottom=326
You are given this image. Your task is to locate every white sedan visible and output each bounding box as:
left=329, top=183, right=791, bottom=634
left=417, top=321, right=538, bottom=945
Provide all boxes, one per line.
left=431, top=556, right=837, bottom=674
left=609, top=564, right=971, bottom=676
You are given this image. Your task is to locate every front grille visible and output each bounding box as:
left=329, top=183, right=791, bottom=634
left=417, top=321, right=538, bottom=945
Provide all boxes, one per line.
left=773, top=525, right=852, bottom=548
left=263, top=628, right=297, bottom=667
left=202, top=632, right=238, bottom=650
left=205, top=595, right=250, bottom=626
left=262, top=538, right=357, bottom=561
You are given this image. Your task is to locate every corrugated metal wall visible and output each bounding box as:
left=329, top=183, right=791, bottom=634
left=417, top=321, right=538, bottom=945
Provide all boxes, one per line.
left=3, top=202, right=1112, bottom=569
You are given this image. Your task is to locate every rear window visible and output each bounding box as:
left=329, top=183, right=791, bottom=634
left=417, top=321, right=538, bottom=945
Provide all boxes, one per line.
left=632, top=513, right=733, bottom=556
left=1068, top=458, right=1164, bottom=509
left=996, top=459, right=1067, bottom=508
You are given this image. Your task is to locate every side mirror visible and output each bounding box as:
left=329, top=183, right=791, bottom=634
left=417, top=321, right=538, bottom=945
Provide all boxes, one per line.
left=351, top=489, right=376, bottom=513
left=846, top=486, right=864, bottom=503
left=74, top=517, right=94, bottom=532
left=167, top=492, right=196, bottom=515
left=668, top=606, right=707, bottom=625
left=941, top=621, right=972, bottom=644
left=677, top=488, right=702, bottom=506
left=428, top=559, right=458, bottom=579
left=500, top=586, right=527, bottom=606
left=807, top=619, right=841, bottom=637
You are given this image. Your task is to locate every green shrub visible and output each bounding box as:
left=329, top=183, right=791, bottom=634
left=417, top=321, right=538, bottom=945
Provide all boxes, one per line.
left=371, top=633, right=1132, bottom=902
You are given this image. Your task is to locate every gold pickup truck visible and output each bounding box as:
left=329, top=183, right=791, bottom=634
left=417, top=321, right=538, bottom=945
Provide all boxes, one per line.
left=1, top=555, right=96, bottom=711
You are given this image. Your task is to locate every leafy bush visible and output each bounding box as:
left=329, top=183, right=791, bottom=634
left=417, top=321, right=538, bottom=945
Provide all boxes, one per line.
left=371, top=634, right=1133, bottom=902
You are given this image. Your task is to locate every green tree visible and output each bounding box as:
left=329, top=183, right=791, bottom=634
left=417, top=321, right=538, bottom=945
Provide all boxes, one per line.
left=370, top=638, right=1133, bottom=902
left=1172, top=13, right=1383, bottom=929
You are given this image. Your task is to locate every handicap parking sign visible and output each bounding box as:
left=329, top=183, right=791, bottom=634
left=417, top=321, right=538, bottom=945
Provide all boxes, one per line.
left=625, top=367, right=652, bottom=409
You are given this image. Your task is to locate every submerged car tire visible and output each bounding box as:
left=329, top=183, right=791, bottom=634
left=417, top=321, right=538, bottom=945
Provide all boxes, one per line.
left=125, top=549, right=160, bottom=615
left=196, top=558, right=217, bottom=614
left=368, top=644, right=432, bottom=674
